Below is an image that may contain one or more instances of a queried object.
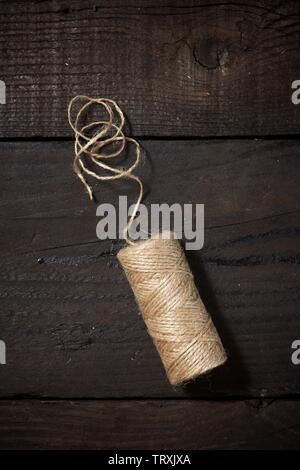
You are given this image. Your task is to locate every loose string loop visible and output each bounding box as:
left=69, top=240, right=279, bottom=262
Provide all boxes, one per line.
left=68, top=95, right=143, bottom=245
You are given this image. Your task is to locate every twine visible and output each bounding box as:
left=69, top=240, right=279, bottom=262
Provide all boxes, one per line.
left=117, top=235, right=227, bottom=384
left=68, top=96, right=227, bottom=385
left=68, top=95, right=143, bottom=244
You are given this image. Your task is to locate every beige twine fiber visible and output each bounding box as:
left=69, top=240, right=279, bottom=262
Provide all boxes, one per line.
left=68, top=96, right=227, bottom=385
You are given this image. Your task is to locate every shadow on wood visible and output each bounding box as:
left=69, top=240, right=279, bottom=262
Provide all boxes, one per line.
left=185, top=250, right=250, bottom=395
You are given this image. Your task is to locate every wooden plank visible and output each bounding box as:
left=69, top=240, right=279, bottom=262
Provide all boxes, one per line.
left=0, top=399, right=300, bottom=449
left=0, top=139, right=299, bottom=398
left=0, top=1, right=300, bottom=137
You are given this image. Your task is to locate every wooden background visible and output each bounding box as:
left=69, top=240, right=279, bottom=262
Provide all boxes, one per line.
left=0, top=0, right=300, bottom=449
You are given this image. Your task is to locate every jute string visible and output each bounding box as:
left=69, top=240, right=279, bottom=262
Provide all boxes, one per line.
left=68, top=95, right=143, bottom=244
left=68, top=96, right=227, bottom=385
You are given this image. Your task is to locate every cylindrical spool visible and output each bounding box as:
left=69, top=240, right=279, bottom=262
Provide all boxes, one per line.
left=117, top=235, right=227, bottom=385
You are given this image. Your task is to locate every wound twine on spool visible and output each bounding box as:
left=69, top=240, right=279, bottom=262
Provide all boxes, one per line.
left=68, top=96, right=227, bottom=385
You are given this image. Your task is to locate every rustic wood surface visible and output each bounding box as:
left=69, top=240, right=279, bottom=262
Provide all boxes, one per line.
left=0, top=399, right=300, bottom=449
left=0, top=139, right=299, bottom=398
left=1, top=0, right=300, bottom=451
left=0, top=0, right=300, bottom=137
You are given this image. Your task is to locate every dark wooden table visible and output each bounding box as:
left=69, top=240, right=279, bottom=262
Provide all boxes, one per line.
left=0, top=0, right=300, bottom=449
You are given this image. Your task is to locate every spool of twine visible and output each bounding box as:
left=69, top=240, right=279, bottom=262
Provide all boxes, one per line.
left=68, top=96, right=227, bottom=385
left=117, top=235, right=227, bottom=385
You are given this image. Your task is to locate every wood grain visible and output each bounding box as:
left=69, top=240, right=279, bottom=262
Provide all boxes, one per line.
left=0, top=399, right=300, bottom=449
left=0, top=139, right=299, bottom=398
left=0, top=0, right=300, bottom=137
